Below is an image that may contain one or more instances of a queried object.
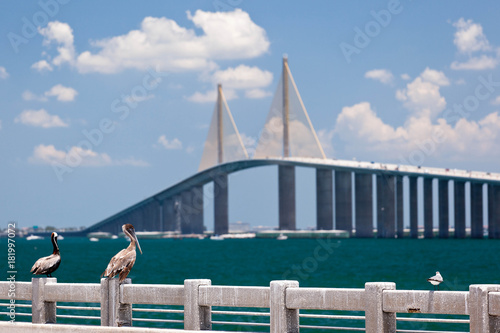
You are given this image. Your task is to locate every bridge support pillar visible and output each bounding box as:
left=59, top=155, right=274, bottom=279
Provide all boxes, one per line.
left=488, top=184, right=500, bottom=239
left=396, top=176, right=404, bottom=238
left=409, top=176, right=418, bottom=238
left=279, top=165, right=296, bottom=230
left=471, top=182, right=483, bottom=239
left=214, top=173, right=229, bottom=235
left=162, top=198, right=176, bottom=232
left=316, top=168, right=333, bottom=230
left=454, top=181, right=466, bottom=238
left=423, top=178, right=434, bottom=238
left=355, top=173, right=373, bottom=238
left=180, top=186, right=204, bottom=234
left=335, top=170, right=352, bottom=235
left=377, top=174, right=395, bottom=238
left=438, top=180, right=449, bottom=238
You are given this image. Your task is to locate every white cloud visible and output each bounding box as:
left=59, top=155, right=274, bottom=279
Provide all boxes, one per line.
left=211, top=65, right=273, bottom=89
left=364, top=69, right=394, bottom=84
left=44, top=84, right=78, bottom=102
left=419, top=67, right=450, bottom=86
left=491, top=96, right=500, bottom=105
left=31, top=60, right=53, bottom=72
left=401, top=73, right=411, bottom=81
left=186, top=88, right=237, bottom=103
left=396, top=68, right=449, bottom=118
left=245, top=88, right=272, bottom=99
left=38, top=21, right=75, bottom=67
left=450, top=55, right=498, bottom=70
left=157, top=135, right=182, bottom=149
left=239, top=132, right=257, bottom=155
left=191, top=65, right=273, bottom=101
left=333, top=102, right=500, bottom=161
left=0, top=66, right=9, bottom=79
left=453, top=18, right=491, bottom=54
left=74, top=10, right=269, bottom=74
left=29, top=144, right=148, bottom=167
left=14, top=109, right=68, bottom=128
left=455, top=78, right=466, bottom=85
left=22, top=90, right=48, bottom=102
left=335, top=102, right=407, bottom=144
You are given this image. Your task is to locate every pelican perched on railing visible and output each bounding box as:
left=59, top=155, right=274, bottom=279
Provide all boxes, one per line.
left=31, top=232, right=61, bottom=277
left=102, top=224, right=142, bottom=282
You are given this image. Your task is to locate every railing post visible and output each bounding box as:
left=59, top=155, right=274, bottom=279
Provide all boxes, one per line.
left=100, top=278, right=132, bottom=327
left=184, top=279, right=211, bottom=330
left=31, top=277, right=57, bottom=324
left=270, top=280, right=299, bottom=333
left=469, top=284, right=500, bottom=333
left=365, top=282, right=396, bottom=333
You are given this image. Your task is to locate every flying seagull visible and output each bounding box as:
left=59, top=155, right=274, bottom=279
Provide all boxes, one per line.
left=31, top=232, right=61, bottom=277
left=427, top=271, right=443, bottom=290
left=102, top=224, right=142, bottom=282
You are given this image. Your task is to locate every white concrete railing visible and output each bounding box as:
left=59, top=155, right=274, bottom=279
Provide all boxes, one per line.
left=1, top=279, right=500, bottom=332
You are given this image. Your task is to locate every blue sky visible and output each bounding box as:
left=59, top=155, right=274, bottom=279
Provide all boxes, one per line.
left=1, top=1, right=500, bottom=230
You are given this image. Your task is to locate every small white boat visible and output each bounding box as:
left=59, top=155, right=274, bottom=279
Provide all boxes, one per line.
left=89, top=237, right=99, bottom=242
left=58, top=235, right=64, bottom=240
left=111, top=235, right=118, bottom=239
left=277, top=233, right=288, bottom=240
left=210, top=235, right=224, bottom=240
left=26, top=235, right=44, bottom=240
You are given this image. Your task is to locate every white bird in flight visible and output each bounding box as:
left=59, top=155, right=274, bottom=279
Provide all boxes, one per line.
left=427, top=271, right=443, bottom=290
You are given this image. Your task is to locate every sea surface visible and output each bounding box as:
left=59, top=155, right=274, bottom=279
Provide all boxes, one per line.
left=2, top=237, right=500, bottom=331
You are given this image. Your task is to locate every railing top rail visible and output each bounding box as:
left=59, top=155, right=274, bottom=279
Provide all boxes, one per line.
left=0, top=281, right=31, bottom=301
left=286, top=287, right=365, bottom=311
left=44, top=283, right=101, bottom=303
left=121, top=284, right=184, bottom=305
left=199, top=285, right=269, bottom=308
left=383, top=290, right=470, bottom=315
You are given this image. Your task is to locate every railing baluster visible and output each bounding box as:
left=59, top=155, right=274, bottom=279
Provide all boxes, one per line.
left=31, top=277, right=57, bottom=324
left=184, top=279, right=211, bottom=330
left=469, top=284, right=500, bottom=333
left=100, top=278, right=132, bottom=327
left=270, top=280, right=299, bottom=333
left=365, top=282, right=396, bottom=333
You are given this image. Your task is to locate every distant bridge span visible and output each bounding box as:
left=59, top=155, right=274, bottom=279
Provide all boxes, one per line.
left=84, top=157, right=500, bottom=239
left=85, top=57, right=500, bottom=239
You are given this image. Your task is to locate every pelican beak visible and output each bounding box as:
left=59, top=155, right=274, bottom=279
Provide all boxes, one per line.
left=131, top=230, right=142, bottom=254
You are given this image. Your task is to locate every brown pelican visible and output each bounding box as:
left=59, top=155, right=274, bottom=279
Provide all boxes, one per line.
left=102, top=224, right=142, bottom=282
left=30, top=232, right=61, bottom=277
left=427, top=271, right=443, bottom=290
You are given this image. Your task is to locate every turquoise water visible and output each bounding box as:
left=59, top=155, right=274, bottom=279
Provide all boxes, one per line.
left=2, top=237, right=500, bottom=330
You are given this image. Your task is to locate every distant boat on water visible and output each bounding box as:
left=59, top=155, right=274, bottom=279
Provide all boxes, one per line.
left=277, top=233, right=288, bottom=240
left=210, top=235, right=224, bottom=240
left=26, top=235, right=44, bottom=240
left=89, top=237, right=99, bottom=242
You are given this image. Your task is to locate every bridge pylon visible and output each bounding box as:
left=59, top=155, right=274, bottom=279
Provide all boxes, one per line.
left=255, top=56, right=328, bottom=230
left=199, top=84, right=248, bottom=171
left=199, top=85, right=248, bottom=234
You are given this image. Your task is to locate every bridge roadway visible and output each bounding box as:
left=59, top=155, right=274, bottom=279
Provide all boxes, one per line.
left=83, top=157, right=500, bottom=238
